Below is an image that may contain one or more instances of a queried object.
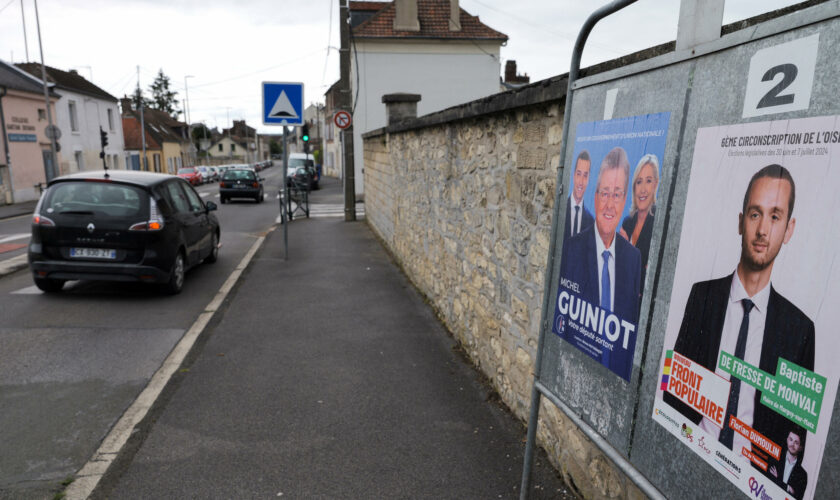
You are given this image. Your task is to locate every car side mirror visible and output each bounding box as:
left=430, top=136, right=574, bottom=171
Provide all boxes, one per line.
left=205, top=201, right=218, bottom=212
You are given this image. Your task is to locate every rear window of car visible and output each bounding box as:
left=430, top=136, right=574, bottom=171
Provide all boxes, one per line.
left=222, top=169, right=255, bottom=181
left=43, top=181, right=146, bottom=218
left=178, top=168, right=194, bottom=174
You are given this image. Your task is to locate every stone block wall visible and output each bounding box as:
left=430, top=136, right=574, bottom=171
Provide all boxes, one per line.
left=363, top=85, right=645, bottom=498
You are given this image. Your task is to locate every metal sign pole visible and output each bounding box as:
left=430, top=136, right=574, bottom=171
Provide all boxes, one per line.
left=283, top=126, right=289, bottom=260
left=519, top=1, right=640, bottom=499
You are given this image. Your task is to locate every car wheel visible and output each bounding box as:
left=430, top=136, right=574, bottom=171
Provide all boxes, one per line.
left=34, top=277, right=65, bottom=293
left=220, top=196, right=227, bottom=204
left=205, top=232, right=219, bottom=264
left=163, top=251, right=185, bottom=295
left=258, top=190, right=264, bottom=203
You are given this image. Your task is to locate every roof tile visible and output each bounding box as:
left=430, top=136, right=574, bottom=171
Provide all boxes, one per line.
left=353, top=0, right=507, bottom=41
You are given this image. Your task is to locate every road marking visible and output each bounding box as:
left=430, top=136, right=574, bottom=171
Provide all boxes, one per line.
left=0, top=233, right=29, bottom=243
left=0, top=254, right=28, bottom=278
left=64, top=228, right=276, bottom=500
left=11, top=285, right=41, bottom=295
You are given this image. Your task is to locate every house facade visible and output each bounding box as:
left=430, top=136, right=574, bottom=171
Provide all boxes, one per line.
left=0, top=59, right=60, bottom=204
left=347, top=0, right=507, bottom=196
left=17, top=63, right=126, bottom=174
left=120, top=97, right=189, bottom=173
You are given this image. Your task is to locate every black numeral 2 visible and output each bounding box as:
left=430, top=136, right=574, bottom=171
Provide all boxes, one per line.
left=756, top=64, right=798, bottom=109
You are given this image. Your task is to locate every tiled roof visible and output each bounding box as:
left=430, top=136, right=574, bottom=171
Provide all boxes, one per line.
left=122, top=117, right=161, bottom=150
left=16, top=63, right=117, bottom=102
left=0, top=59, right=59, bottom=96
left=352, top=0, right=507, bottom=41
left=349, top=1, right=388, bottom=11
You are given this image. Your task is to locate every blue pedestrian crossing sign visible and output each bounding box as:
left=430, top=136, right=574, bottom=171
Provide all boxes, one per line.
left=262, top=82, right=304, bottom=126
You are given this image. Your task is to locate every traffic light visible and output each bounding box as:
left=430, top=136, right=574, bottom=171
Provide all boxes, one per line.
left=100, top=127, right=109, bottom=148
left=301, top=123, right=310, bottom=143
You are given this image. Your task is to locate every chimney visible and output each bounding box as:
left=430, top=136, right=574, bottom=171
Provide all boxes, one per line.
left=394, top=0, right=420, bottom=32
left=69, top=69, right=78, bottom=75
left=382, top=93, right=421, bottom=126
left=505, top=61, right=517, bottom=82
left=120, top=96, right=133, bottom=114
left=449, top=0, right=461, bottom=31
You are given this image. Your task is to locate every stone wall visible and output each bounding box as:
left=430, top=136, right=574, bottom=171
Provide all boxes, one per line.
left=362, top=80, right=645, bottom=498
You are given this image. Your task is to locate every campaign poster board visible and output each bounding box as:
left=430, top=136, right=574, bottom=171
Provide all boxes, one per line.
left=652, top=115, right=840, bottom=500
left=552, top=112, right=670, bottom=381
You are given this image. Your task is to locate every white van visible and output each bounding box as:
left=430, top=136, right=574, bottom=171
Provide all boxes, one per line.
left=286, top=153, right=318, bottom=189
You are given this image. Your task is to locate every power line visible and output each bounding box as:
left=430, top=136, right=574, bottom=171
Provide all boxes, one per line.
left=191, top=48, right=326, bottom=89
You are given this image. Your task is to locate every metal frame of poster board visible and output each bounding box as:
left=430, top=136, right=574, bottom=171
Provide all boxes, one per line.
left=521, top=2, right=840, bottom=500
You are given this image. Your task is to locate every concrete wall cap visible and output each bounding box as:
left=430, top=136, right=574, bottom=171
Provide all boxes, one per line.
left=382, top=93, right=422, bottom=103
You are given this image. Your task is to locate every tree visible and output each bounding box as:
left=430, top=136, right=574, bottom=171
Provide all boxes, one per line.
left=191, top=123, right=211, bottom=152
left=148, top=69, right=181, bottom=119
left=269, top=139, right=283, bottom=156
left=131, top=86, right=152, bottom=111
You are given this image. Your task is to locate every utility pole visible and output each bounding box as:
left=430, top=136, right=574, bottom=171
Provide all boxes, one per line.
left=138, top=66, right=147, bottom=171
left=20, top=0, right=30, bottom=62
left=34, top=0, right=58, bottom=181
left=339, top=0, right=356, bottom=221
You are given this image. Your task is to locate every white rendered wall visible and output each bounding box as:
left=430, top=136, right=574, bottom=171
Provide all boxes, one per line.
left=351, top=40, right=501, bottom=196
left=54, top=89, right=125, bottom=173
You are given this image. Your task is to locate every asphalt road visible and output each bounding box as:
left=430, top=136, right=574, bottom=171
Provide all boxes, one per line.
left=0, top=166, right=288, bottom=499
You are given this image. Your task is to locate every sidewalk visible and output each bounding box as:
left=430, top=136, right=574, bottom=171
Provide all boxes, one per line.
left=93, top=180, right=574, bottom=499
left=0, top=199, right=37, bottom=221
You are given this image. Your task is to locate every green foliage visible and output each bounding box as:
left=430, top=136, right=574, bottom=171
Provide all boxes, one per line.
left=269, top=139, right=283, bottom=156
left=148, top=69, right=181, bottom=119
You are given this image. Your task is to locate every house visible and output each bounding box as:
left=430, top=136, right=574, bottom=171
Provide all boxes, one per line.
left=0, top=59, right=60, bottom=203
left=344, top=0, right=507, bottom=196
left=322, top=80, right=342, bottom=178
left=16, top=63, right=126, bottom=174
left=120, top=97, right=190, bottom=173
left=207, top=120, right=258, bottom=163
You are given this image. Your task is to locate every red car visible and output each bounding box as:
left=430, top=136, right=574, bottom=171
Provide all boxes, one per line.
left=177, top=167, right=202, bottom=186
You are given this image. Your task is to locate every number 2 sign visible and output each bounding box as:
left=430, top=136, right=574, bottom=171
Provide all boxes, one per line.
left=743, top=33, right=819, bottom=118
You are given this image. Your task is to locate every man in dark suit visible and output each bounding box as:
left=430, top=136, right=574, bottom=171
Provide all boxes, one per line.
left=664, top=164, right=814, bottom=484
left=769, top=427, right=808, bottom=500
left=559, top=147, right=642, bottom=381
left=563, top=151, right=595, bottom=241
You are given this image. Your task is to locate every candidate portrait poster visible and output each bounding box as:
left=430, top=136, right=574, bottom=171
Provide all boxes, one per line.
left=552, top=112, right=670, bottom=382
left=652, top=115, right=840, bottom=500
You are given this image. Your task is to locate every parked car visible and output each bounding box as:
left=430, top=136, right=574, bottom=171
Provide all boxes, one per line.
left=288, top=166, right=313, bottom=191
left=286, top=153, right=318, bottom=189
left=178, top=167, right=202, bottom=186
left=27, top=170, right=220, bottom=294
left=197, top=166, right=217, bottom=183
left=219, top=168, right=265, bottom=203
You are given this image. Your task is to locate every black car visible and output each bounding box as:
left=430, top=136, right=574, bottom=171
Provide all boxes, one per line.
left=28, top=170, right=220, bottom=294
left=219, top=168, right=265, bottom=203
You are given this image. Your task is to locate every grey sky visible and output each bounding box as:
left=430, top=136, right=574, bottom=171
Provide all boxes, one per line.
left=0, top=0, right=803, bottom=134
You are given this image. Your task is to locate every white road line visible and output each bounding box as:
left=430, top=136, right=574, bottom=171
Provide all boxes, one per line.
left=0, top=233, right=30, bottom=244
left=11, top=285, right=41, bottom=295
left=64, top=227, right=276, bottom=500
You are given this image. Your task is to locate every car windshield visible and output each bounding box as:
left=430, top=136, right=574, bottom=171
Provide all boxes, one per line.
left=288, top=158, right=308, bottom=168
left=223, top=170, right=255, bottom=181
left=178, top=168, right=194, bottom=174
left=44, top=181, right=146, bottom=218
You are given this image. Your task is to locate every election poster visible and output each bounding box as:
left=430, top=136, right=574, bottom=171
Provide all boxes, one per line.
left=652, top=115, right=840, bottom=500
left=552, top=112, right=670, bottom=382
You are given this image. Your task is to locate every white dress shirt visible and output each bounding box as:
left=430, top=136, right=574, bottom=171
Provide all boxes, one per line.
left=699, top=272, right=770, bottom=456
left=594, top=230, right=616, bottom=311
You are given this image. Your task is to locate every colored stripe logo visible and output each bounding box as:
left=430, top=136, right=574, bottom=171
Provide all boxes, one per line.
left=661, top=350, right=673, bottom=390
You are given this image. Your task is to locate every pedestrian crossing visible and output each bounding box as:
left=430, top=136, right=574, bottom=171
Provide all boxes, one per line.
left=274, top=203, right=365, bottom=223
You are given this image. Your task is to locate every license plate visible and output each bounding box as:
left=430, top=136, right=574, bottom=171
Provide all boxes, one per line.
left=235, top=184, right=247, bottom=188
left=70, top=247, right=116, bottom=259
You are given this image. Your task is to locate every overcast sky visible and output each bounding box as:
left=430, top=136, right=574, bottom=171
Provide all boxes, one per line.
left=0, top=0, right=804, bottom=134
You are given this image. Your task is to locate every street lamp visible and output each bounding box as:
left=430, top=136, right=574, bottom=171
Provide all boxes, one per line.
left=184, top=75, right=194, bottom=164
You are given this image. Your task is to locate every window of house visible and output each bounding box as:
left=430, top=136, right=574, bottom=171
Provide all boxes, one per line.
left=153, top=154, right=161, bottom=172
left=167, top=158, right=173, bottom=172
left=107, top=109, right=114, bottom=131
left=231, top=144, right=236, bottom=152
left=69, top=101, right=79, bottom=132
left=38, top=109, right=46, bottom=121
left=218, top=144, right=223, bottom=152
left=74, top=151, right=83, bottom=171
